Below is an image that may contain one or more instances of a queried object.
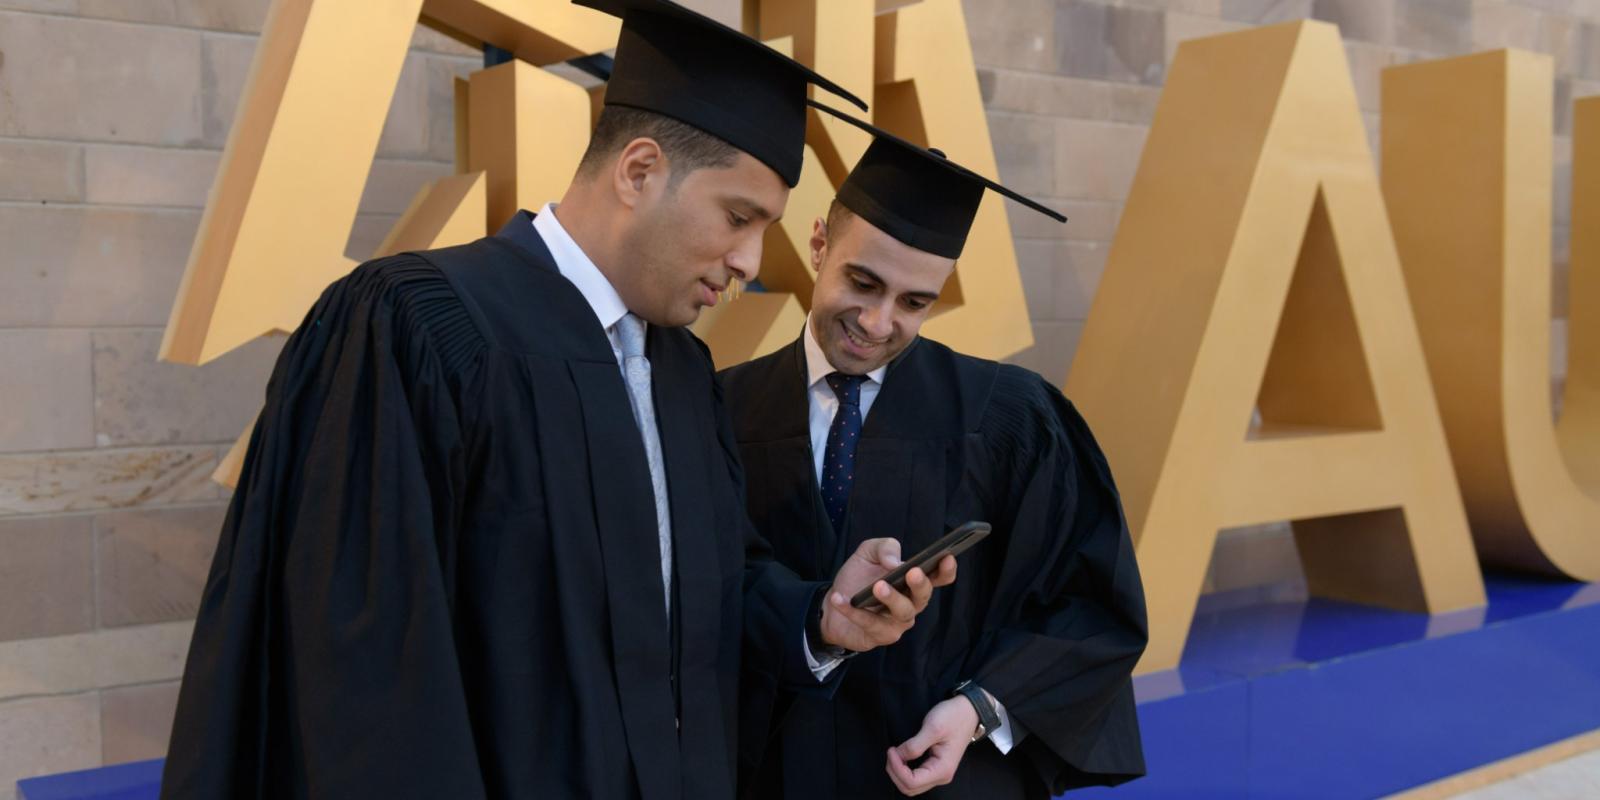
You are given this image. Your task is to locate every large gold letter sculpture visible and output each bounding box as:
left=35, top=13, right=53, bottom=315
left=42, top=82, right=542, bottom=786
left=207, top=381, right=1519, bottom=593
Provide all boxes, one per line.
left=466, top=60, right=601, bottom=232
left=1065, top=21, right=1485, bottom=673
left=160, top=0, right=620, bottom=367
left=166, top=0, right=1040, bottom=485
left=160, top=0, right=425, bottom=365
left=1382, top=52, right=1600, bottom=581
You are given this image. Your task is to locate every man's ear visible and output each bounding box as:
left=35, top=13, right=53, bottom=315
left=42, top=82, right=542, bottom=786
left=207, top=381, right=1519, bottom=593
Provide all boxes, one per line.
left=613, top=137, right=665, bottom=209
left=810, top=216, right=828, bottom=270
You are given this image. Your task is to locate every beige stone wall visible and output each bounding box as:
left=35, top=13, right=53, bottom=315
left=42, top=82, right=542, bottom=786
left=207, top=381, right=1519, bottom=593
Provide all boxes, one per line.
left=0, top=1, right=481, bottom=794
left=1, top=0, right=1597, bottom=792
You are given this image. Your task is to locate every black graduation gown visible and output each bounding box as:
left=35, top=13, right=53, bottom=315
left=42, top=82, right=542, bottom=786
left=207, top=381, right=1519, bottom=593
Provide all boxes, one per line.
left=720, top=336, right=1148, bottom=799
left=161, top=211, right=834, bottom=800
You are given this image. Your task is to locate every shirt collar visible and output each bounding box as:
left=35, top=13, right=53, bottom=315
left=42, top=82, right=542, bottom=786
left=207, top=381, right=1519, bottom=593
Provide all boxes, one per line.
left=533, top=202, right=631, bottom=332
left=803, top=314, right=888, bottom=390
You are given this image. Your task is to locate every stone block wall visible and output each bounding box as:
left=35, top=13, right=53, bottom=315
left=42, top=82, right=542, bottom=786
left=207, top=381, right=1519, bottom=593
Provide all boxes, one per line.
left=0, top=2, right=481, bottom=794
left=1, top=0, right=1596, bottom=792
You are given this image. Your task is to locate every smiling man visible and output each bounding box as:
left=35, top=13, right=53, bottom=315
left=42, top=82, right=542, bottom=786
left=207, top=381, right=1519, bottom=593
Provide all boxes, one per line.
left=159, top=4, right=955, bottom=799
left=720, top=104, right=1148, bottom=798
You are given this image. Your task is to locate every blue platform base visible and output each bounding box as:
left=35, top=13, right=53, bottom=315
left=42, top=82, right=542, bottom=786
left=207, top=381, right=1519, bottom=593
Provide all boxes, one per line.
left=16, top=758, right=162, bottom=800
left=17, top=576, right=1600, bottom=800
left=1074, top=574, right=1600, bottom=799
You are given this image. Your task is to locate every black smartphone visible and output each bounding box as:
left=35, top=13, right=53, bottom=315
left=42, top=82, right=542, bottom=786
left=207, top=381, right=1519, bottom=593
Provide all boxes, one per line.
left=849, top=521, right=991, bottom=611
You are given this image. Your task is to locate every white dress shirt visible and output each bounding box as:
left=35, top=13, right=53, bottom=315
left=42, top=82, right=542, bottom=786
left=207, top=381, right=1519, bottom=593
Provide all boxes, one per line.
left=534, top=204, right=632, bottom=370
left=803, top=317, right=887, bottom=482
left=799, top=316, right=1018, bottom=752
left=535, top=204, right=677, bottom=612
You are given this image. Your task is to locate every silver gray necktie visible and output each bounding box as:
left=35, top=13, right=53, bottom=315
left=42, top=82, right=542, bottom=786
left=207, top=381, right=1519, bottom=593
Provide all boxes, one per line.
left=615, top=313, right=674, bottom=614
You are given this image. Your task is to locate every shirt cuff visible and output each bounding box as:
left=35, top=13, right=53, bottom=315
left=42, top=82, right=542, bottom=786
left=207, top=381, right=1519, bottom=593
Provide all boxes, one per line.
left=981, top=687, right=1021, bottom=754
left=802, top=631, right=845, bottom=681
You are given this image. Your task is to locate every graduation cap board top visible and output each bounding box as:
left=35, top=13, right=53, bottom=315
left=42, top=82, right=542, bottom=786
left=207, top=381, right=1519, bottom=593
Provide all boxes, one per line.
left=573, top=0, right=867, bottom=187
left=808, top=98, right=1067, bottom=259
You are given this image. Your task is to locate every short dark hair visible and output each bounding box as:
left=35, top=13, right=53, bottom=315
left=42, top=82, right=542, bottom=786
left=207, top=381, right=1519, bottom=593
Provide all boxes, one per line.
left=824, top=198, right=855, bottom=245
left=577, top=106, right=740, bottom=186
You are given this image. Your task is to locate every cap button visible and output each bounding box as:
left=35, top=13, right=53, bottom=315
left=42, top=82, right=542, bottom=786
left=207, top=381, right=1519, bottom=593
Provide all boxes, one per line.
left=928, top=147, right=947, bottom=159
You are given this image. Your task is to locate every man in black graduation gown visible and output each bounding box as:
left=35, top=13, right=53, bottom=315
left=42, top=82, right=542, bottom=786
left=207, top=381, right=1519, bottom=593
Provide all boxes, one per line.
left=160, top=5, right=956, bottom=799
left=720, top=103, right=1149, bottom=798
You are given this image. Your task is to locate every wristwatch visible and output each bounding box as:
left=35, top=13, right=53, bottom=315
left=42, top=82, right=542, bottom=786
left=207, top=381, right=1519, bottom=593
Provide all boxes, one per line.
left=952, top=680, right=1002, bottom=743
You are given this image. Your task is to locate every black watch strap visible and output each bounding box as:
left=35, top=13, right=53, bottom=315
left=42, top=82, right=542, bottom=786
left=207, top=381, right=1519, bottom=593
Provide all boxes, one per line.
left=953, top=680, right=1002, bottom=742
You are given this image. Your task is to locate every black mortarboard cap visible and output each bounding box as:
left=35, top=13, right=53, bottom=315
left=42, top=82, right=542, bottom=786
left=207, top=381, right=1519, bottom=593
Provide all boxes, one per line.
left=574, top=0, right=867, bottom=187
left=810, top=99, right=1066, bottom=259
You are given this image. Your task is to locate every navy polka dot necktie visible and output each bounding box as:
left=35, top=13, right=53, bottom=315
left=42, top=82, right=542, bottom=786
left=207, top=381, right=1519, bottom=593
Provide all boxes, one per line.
left=821, top=372, right=868, bottom=534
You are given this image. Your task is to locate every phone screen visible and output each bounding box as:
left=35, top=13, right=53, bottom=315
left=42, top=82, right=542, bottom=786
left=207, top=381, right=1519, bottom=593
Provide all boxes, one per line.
left=849, top=521, right=991, bottom=611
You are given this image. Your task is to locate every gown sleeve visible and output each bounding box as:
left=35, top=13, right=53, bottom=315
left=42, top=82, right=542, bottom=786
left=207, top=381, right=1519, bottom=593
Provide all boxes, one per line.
left=160, top=258, right=489, bottom=800
left=710, top=368, right=840, bottom=796
left=961, top=366, right=1149, bottom=794
left=705, top=368, right=837, bottom=693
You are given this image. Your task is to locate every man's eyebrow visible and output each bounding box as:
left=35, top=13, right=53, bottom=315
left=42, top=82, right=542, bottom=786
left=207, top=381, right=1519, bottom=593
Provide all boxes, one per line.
left=728, top=195, right=779, bottom=223
left=845, top=263, right=885, bottom=285
left=846, top=263, right=940, bottom=301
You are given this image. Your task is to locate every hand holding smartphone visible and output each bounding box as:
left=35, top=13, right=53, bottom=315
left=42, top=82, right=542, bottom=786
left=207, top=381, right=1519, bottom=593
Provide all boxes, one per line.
left=850, top=521, right=991, bottom=612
